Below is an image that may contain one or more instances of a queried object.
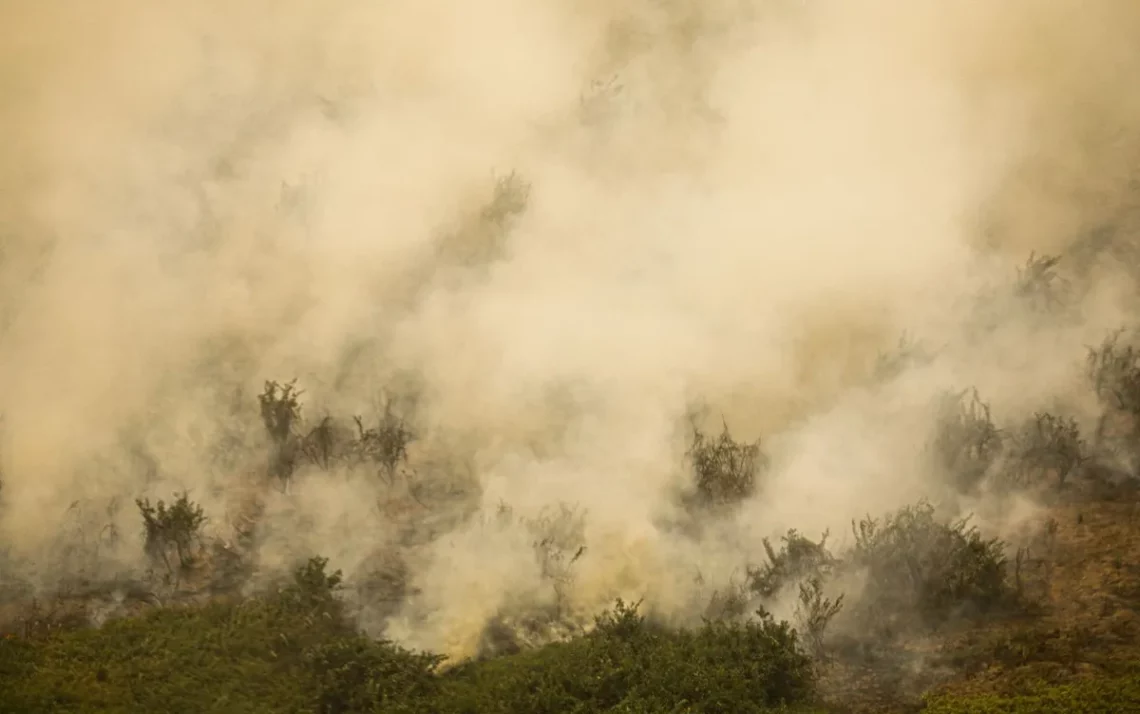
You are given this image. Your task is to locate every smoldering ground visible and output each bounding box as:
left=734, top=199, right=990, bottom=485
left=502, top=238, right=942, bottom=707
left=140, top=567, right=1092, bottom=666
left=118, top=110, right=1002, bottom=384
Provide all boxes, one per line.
left=1, top=0, right=1139, bottom=661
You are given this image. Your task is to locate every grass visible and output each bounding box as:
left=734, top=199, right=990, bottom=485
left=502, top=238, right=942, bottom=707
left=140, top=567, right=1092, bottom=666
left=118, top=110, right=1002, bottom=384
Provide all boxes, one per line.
left=923, top=674, right=1140, bottom=713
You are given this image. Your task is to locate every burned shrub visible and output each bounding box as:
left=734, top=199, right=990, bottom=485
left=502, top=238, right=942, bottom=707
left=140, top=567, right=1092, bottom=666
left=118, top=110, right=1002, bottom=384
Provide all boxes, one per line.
left=848, top=502, right=1009, bottom=635
left=259, top=379, right=301, bottom=447
left=349, top=397, right=415, bottom=484
left=524, top=503, right=587, bottom=618
left=747, top=529, right=837, bottom=600
left=298, top=416, right=340, bottom=471
left=1087, top=331, right=1140, bottom=450
left=1088, top=331, right=1140, bottom=412
left=434, top=171, right=531, bottom=271
left=931, top=388, right=1004, bottom=494
left=794, top=576, right=844, bottom=658
left=259, top=379, right=303, bottom=484
left=1010, top=412, right=1087, bottom=488
left=480, top=171, right=531, bottom=228
left=475, top=502, right=588, bottom=658
left=257, top=381, right=418, bottom=489
left=1014, top=252, right=1071, bottom=315
left=686, top=421, right=767, bottom=509
left=873, top=331, right=931, bottom=382
left=742, top=530, right=843, bottom=655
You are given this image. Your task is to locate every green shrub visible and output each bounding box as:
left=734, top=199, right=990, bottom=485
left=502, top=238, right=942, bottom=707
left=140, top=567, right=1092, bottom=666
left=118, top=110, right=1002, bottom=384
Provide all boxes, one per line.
left=305, top=637, right=444, bottom=714
left=0, top=558, right=359, bottom=713
left=0, top=576, right=820, bottom=714
left=436, top=599, right=817, bottom=714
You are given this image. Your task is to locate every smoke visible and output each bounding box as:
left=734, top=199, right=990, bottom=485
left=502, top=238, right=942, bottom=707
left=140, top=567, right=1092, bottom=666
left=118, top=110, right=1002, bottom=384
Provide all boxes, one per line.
left=2, top=0, right=1140, bottom=660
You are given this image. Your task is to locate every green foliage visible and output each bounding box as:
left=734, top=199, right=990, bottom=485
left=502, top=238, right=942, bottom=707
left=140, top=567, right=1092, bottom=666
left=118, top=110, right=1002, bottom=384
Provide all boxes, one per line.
left=305, top=637, right=445, bottom=714
left=283, top=556, right=345, bottom=611
left=849, top=502, right=1009, bottom=633
left=686, top=421, right=767, bottom=509
left=439, top=599, right=817, bottom=714
left=0, top=558, right=358, bottom=713
left=135, top=492, right=206, bottom=576
left=0, top=592, right=821, bottom=714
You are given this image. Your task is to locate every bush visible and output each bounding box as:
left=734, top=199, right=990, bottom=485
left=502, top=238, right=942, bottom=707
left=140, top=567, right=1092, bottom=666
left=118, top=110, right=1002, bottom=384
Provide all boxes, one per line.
left=793, top=577, right=844, bottom=658
left=259, top=379, right=303, bottom=484
left=686, top=422, right=767, bottom=510
left=438, top=599, right=817, bottom=714
left=932, top=389, right=1004, bottom=494
left=0, top=592, right=821, bottom=714
left=136, top=492, right=206, bottom=578
left=848, top=502, right=1009, bottom=634
left=348, top=398, right=416, bottom=484
left=282, top=556, right=345, bottom=611
left=1009, top=412, right=1087, bottom=488
left=0, top=557, right=367, bottom=712
left=258, top=380, right=418, bottom=484
left=873, top=331, right=931, bottom=382
left=1013, top=253, right=1071, bottom=315
left=305, top=637, right=444, bottom=714
left=748, top=530, right=837, bottom=600
left=1087, top=330, right=1140, bottom=448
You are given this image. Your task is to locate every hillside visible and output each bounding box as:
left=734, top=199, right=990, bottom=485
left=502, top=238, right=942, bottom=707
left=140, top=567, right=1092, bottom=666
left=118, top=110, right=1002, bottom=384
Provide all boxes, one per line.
left=5, top=2, right=1140, bottom=713
left=3, top=360, right=1140, bottom=712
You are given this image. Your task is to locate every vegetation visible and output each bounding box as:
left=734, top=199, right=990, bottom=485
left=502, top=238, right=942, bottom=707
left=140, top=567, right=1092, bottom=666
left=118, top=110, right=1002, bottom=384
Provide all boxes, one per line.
left=3, top=243, right=1140, bottom=713
left=1013, top=253, right=1071, bottom=316
left=685, top=420, right=768, bottom=510
left=1010, top=412, right=1087, bottom=488
left=932, top=388, right=1004, bottom=495
left=0, top=565, right=823, bottom=714
left=923, top=675, right=1140, bottom=714
left=847, top=502, right=1009, bottom=632
left=872, top=331, right=931, bottom=382
left=136, top=492, right=207, bottom=579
